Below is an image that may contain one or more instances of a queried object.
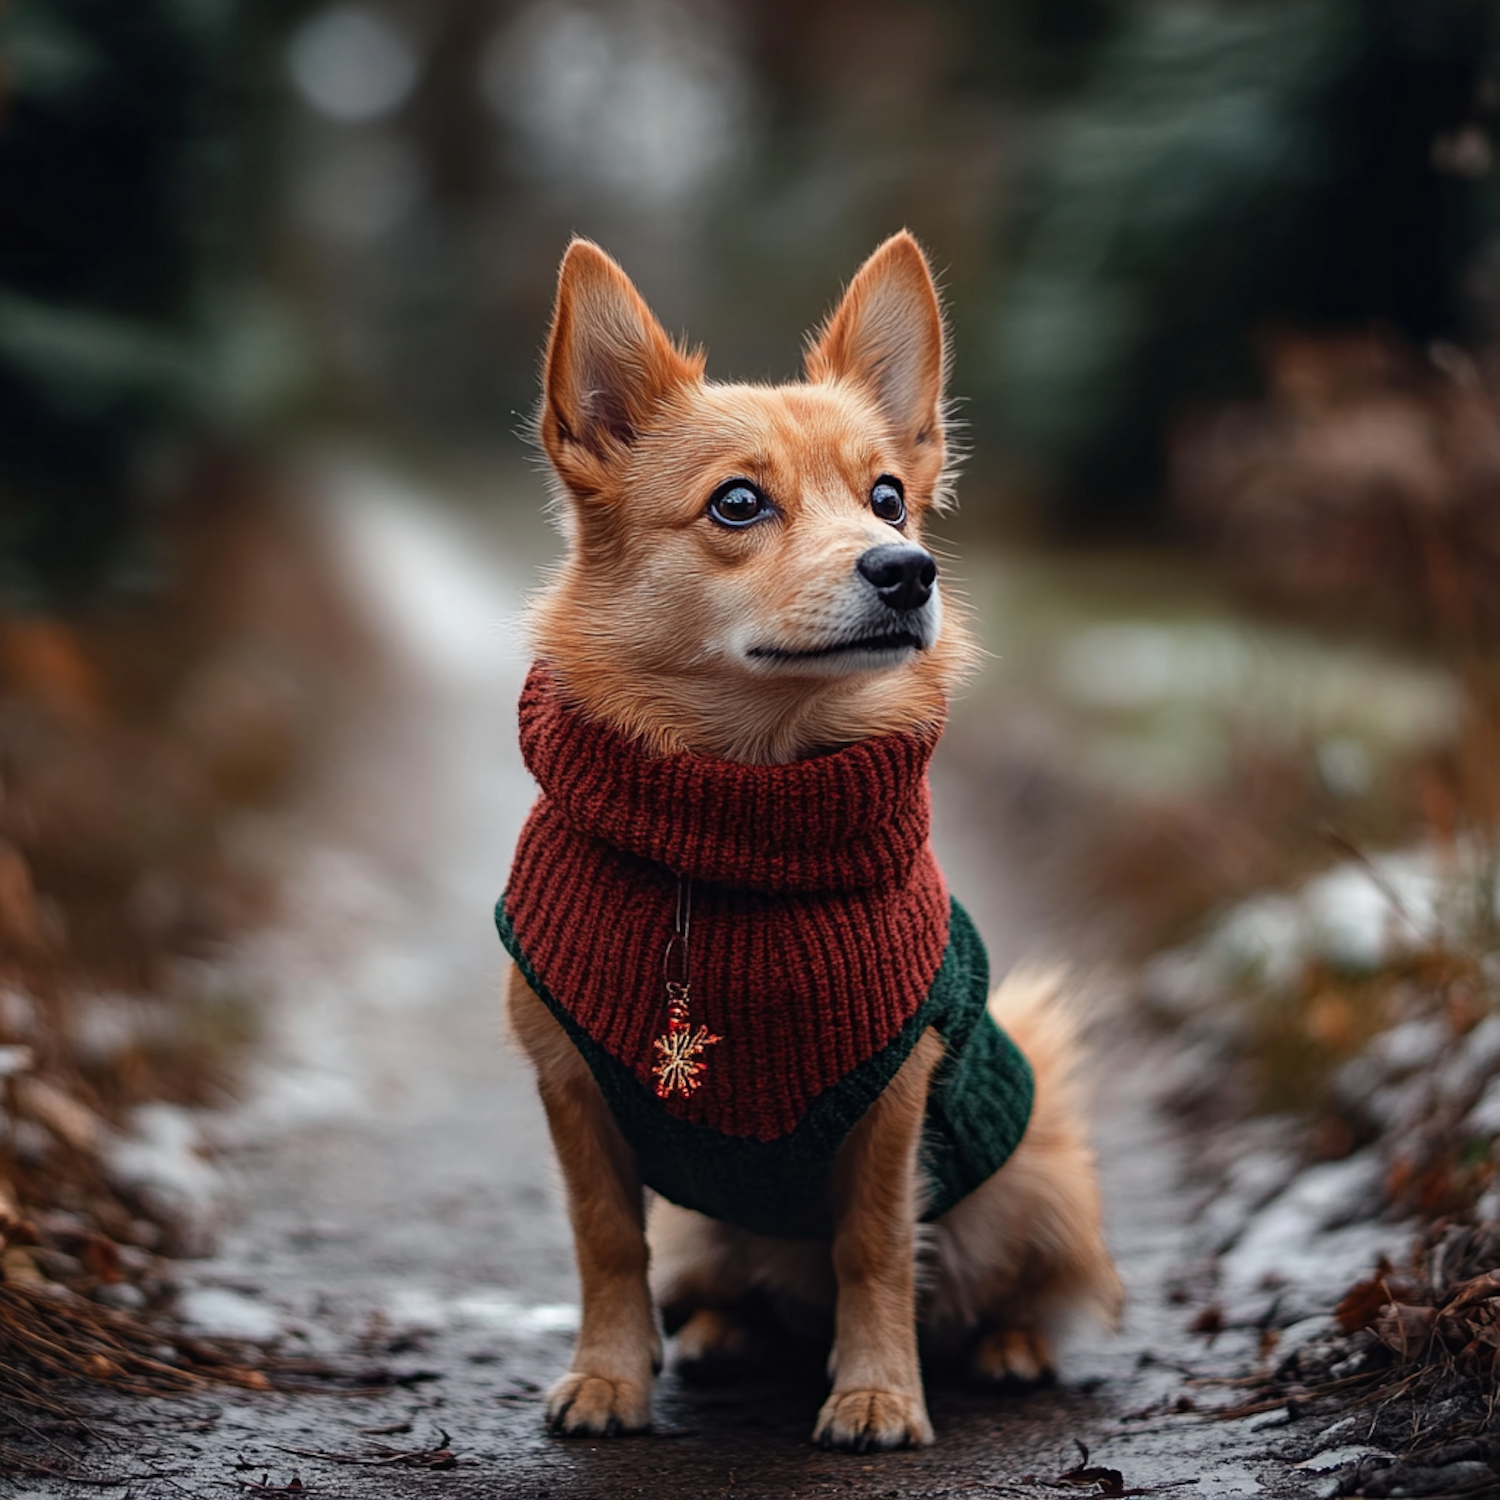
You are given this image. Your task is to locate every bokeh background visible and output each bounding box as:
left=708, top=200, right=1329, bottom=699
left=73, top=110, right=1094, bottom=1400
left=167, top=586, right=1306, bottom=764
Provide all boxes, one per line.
left=9, top=0, right=1500, bottom=577
left=6, top=0, right=1500, bottom=1436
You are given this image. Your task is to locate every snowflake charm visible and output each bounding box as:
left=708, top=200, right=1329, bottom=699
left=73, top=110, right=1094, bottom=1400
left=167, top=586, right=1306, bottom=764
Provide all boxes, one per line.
left=652, top=981, right=721, bottom=1098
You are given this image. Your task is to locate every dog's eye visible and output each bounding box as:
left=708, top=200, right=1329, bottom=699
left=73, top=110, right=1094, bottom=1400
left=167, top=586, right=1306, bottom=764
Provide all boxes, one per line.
left=870, top=477, right=906, bottom=526
left=707, top=480, right=771, bottom=528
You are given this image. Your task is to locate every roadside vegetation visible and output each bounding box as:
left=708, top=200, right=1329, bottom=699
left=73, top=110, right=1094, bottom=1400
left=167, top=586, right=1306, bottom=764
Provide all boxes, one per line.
left=1120, top=331, right=1500, bottom=1491
left=0, top=475, right=374, bottom=1467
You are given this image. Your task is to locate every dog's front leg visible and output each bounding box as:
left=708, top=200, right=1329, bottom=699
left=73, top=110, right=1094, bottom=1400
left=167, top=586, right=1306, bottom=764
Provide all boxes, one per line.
left=507, top=966, right=659, bottom=1435
left=815, top=1027, right=944, bottom=1451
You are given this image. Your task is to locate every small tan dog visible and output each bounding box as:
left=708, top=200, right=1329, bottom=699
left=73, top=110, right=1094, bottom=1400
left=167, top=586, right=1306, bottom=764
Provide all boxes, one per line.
left=500, top=232, right=1121, bottom=1452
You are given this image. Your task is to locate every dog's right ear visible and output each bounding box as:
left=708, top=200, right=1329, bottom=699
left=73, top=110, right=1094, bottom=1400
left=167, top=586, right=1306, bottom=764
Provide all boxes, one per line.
left=540, top=240, right=702, bottom=496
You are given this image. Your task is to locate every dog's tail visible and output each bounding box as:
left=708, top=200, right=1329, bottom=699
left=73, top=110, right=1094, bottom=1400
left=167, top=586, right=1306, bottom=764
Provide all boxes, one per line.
left=987, top=963, right=1085, bottom=1098
left=985, top=964, right=1126, bottom=1332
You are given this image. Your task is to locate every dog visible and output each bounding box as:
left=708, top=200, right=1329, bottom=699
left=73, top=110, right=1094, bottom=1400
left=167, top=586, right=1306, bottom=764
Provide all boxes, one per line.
left=498, top=231, right=1122, bottom=1452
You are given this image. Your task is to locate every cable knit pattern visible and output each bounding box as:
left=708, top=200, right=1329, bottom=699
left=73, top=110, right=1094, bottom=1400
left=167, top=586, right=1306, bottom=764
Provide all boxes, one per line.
left=503, top=663, right=951, bottom=1143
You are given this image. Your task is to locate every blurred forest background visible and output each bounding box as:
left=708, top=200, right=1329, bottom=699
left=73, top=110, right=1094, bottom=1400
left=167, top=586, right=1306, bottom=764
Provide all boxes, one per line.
left=6, top=0, right=1500, bottom=1435
left=6, top=0, right=1500, bottom=584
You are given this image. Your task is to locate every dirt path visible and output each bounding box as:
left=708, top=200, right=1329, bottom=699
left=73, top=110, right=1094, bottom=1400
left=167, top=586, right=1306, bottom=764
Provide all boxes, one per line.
left=36, top=471, right=1351, bottom=1498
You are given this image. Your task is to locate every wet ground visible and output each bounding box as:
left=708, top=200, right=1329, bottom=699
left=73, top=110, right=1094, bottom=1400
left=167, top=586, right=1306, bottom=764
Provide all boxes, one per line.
left=22, top=466, right=1410, bottom=1499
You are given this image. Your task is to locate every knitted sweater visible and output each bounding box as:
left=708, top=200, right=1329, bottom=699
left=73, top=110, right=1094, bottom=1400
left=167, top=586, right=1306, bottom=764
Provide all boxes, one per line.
left=497, top=663, right=1034, bottom=1238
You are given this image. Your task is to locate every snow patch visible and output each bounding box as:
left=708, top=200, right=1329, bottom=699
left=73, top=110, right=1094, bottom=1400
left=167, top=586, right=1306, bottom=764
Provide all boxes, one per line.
left=1160, top=846, right=1481, bottom=1004
left=386, top=1286, right=579, bottom=1337
left=1294, top=1445, right=1395, bottom=1473
left=1221, top=1153, right=1398, bottom=1300
left=1467, top=1074, right=1500, bottom=1135
left=106, top=1103, right=221, bottom=1217
left=179, top=1286, right=281, bottom=1340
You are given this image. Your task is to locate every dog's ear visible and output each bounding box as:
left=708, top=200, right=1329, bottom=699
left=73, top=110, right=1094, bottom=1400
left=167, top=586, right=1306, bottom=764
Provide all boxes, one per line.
left=804, top=231, right=946, bottom=450
left=540, top=240, right=702, bottom=495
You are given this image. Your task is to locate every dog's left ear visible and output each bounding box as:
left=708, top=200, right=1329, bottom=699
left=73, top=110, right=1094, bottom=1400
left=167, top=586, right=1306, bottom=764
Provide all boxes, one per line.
left=804, top=231, right=947, bottom=451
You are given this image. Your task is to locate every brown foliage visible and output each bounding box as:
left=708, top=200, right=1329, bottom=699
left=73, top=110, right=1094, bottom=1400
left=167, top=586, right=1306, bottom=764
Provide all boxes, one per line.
left=0, top=463, right=371, bottom=1409
left=1174, top=330, right=1500, bottom=645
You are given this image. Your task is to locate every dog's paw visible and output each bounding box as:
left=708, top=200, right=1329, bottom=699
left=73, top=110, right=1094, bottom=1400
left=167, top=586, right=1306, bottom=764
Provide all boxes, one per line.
left=971, top=1327, right=1056, bottom=1386
left=673, top=1307, right=762, bottom=1381
left=813, top=1388, right=934, bottom=1451
left=546, top=1372, right=652, bottom=1436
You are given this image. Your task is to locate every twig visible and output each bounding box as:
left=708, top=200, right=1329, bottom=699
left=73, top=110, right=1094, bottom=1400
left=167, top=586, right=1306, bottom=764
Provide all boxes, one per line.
left=1323, top=828, right=1451, bottom=951
left=273, top=1431, right=456, bottom=1470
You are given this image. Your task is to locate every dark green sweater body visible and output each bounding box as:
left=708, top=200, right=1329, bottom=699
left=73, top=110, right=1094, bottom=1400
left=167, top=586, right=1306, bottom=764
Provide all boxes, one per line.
left=498, top=896, right=1034, bottom=1238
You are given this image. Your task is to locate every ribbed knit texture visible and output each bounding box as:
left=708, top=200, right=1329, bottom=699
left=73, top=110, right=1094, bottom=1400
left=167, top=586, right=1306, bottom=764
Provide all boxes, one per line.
left=498, top=662, right=1034, bottom=1235
left=504, top=662, right=951, bottom=1143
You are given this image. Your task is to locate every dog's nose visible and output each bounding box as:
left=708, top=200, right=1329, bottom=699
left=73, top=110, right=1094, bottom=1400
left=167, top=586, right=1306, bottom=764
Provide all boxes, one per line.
left=856, top=543, right=937, bottom=613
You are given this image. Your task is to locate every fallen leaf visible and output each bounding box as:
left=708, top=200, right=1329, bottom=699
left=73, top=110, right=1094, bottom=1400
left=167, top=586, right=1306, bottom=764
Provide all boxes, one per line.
left=82, top=1233, right=122, bottom=1285
left=1441, top=1269, right=1500, bottom=1314
left=16, top=1077, right=100, bottom=1152
left=1188, top=1306, right=1223, bottom=1342
left=1373, top=1302, right=1436, bottom=1357
left=1334, top=1277, right=1391, bottom=1333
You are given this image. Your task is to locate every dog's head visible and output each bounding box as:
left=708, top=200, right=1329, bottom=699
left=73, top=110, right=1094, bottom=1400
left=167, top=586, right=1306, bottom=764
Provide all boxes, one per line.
left=529, top=232, right=975, bottom=763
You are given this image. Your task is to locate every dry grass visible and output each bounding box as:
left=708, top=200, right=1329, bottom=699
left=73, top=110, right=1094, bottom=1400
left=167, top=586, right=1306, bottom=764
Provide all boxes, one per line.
left=1173, top=329, right=1500, bottom=646
left=0, top=459, right=374, bottom=1424
left=1140, top=329, right=1500, bottom=1137
left=1086, top=737, right=1420, bottom=961
left=1211, top=1223, right=1500, bottom=1490
left=1146, top=331, right=1500, bottom=1488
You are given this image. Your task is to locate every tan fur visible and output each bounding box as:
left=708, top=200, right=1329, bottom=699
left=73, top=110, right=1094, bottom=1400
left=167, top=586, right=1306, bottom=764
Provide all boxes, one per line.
left=506, top=233, right=1120, bottom=1450
left=816, top=1027, right=944, bottom=1448
left=922, top=967, right=1124, bottom=1352
left=529, top=233, right=972, bottom=765
left=507, top=969, right=659, bottom=1434
left=647, top=970, right=1124, bottom=1380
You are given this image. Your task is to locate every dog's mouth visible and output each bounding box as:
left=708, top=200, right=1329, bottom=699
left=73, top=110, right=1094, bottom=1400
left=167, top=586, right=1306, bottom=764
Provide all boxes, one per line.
left=746, top=630, right=923, bottom=663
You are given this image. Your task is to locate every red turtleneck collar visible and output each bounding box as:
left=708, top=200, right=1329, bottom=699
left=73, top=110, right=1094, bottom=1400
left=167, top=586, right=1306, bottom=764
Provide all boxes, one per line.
left=502, top=662, right=951, bottom=1143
